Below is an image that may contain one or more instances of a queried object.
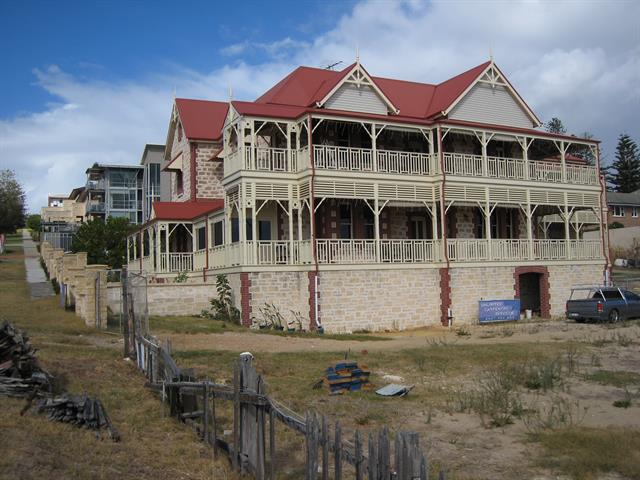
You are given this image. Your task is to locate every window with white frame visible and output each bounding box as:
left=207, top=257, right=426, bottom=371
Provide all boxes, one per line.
left=633, top=207, right=638, bottom=218
left=612, top=205, right=624, bottom=217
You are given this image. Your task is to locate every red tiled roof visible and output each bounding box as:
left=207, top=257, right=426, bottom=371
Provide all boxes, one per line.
left=175, top=99, right=229, bottom=141
left=254, top=61, right=491, bottom=120
left=152, top=200, right=224, bottom=221
left=423, top=61, right=491, bottom=117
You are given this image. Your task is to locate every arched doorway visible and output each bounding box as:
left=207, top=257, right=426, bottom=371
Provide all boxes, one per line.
left=514, top=266, right=551, bottom=318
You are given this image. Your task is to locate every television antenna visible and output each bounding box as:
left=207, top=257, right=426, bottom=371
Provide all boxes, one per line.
left=324, top=61, right=343, bottom=70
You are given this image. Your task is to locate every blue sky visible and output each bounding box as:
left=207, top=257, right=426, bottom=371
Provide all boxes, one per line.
left=1, top=0, right=639, bottom=212
left=1, top=0, right=355, bottom=116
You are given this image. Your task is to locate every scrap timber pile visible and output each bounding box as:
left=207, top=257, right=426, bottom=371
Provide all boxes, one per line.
left=0, top=320, right=120, bottom=441
left=38, top=394, right=120, bottom=441
left=324, top=360, right=371, bottom=394
left=0, top=320, right=51, bottom=397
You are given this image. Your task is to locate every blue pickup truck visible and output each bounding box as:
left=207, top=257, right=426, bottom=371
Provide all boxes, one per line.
left=566, top=286, right=640, bottom=323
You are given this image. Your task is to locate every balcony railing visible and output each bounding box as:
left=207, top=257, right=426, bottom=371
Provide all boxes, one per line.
left=209, top=241, right=313, bottom=268
left=224, top=146, right=299, bottom=176
left=443, top=153, right=599, bottom=185
left=316, top=239, right=440, bottom=264
left=159, top=253, right=193, bottom=272
left=447, top=239, right=602, bottom=262
left=314, top=145, right=435, bottom=175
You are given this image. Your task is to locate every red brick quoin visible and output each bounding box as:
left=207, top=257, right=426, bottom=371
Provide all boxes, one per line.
left=439, top=267, right=451, bottom=326
left=513, top=266, right=551, bottom=318
left=240, top=273, right=252, bottom=327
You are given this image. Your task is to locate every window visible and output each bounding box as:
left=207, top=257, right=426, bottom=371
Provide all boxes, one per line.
left=196, top=226, right=206, bottom=251
left=231, top=218, right=253, bottom=242
left=339, top=204, right=352, bottom=239
left=612, top=205, right=624, bottom=217
left=212, top=221, right=224, bottom=246
left=633, top=207, right=638, bottom=218
left=363, top=208, right=375, bottom=239
left=409, top=217, right=426, bottom=240
left=176, top=170, right=183, bottom=195
left=258, top=220, right=271, bottom=240
left=602, top=289, right=623, bottom=300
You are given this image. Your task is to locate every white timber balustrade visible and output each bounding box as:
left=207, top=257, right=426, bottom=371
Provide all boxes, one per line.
left=224, top=147, right=298, bottom=175
left=447, top=239, right=601, bottom=262
left=316, top=239, right=439, bottom=264
left=313, top=145, right=435, bottom=175
left=379, top=240, right=440, bottom=263
left=160, top=253, right=193, bottom=272
left=443, top=152, right=598, bottom=185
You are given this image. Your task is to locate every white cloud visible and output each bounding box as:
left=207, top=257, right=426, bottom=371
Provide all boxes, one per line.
left=2, top=0, right=639, bottom=212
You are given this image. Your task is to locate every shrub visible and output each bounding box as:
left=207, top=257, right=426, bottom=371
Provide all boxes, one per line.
left=209, top=274, right=240, bottom=323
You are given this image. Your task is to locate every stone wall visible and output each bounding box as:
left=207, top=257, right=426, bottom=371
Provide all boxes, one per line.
left=449, top=265, right=516, bottom=324
left=39, top=242, right=108, bottom=328
left=317, top=269, right=441, bottom=332
left=548, top=263, right=604, bottom=317
left=195, top=142, right=225, bottom=199
left=249, top=271, right=310, bottom=328
left=144, top=282, right=217, bottom=316
left=455, top=206, right=476, bottom=238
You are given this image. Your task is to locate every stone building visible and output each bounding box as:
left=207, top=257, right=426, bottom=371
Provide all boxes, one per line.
left=127, top=59, right=609, bottom=331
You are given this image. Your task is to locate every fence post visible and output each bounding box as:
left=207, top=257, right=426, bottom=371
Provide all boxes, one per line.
left=335, top=422, right=342, bottom=480
left=232, top=362, right=240, bottom=471
left=269, top=407, right=275, bottom=479
left=203, top=381, right=209, bottom=443
left=256, top=376, right=266, bottom=480
left=355, top=430, right=363, bottom=480
left=368, top=433, right=377, bottom=480
left=305, top=412, right=318, bottom=480
left=121, top=267, right=130, bottom=358
left=378, top=427, right=390, bottom=480
left=321, top=416, right=329, bottom=480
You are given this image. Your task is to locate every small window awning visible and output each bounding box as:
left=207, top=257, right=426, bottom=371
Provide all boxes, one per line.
left=163, top=153, right=183, bottom=172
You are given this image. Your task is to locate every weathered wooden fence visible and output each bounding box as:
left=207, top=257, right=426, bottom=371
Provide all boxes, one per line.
left=123, top=270, right=445, bottom=479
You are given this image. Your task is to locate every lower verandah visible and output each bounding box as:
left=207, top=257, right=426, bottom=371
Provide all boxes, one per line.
left=127, top=197, right=603, bottom=273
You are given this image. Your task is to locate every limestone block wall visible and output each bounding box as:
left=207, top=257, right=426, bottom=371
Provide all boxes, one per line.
left=548, top=263, right=604, bottom=317
left=455, top=206, right=476, bottom=238
left=249, top=271, right=309, bottom=327
left=195, top=143, right=224, bottom=199
left=145, top=282, right=217, bottom=316
left=317, top=269, right=441, bottom=333
left=449, top=266, right=516, bottom=324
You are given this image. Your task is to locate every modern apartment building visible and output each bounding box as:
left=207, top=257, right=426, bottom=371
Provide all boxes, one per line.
left=127, top=59, right=609, bottom=331
left=140, top=144, right=171, bottom=222
left=85, top=163, right=144, bottom=224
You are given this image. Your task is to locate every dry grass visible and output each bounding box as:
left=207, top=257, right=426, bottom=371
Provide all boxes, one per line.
left=532, top=427, right=640, bottom=479
left=0, top=245, right=233, bottom=480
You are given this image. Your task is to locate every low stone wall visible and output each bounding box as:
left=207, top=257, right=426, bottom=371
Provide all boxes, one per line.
left=248, top=271, right=310, bottom=328
left=39, top=242, right=108, bottom=328
left=448, top=263, right=605, bottom=324
left=145, top=282, right=217, bottom=316
left=317, top=269, right=441, bottom=333
left=548, top=263, right=604, bottom=317
left=449, top=266, right=516, bottom=324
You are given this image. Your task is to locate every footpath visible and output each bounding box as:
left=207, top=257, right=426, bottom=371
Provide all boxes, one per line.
left=21, top=230, right=54, bottom=299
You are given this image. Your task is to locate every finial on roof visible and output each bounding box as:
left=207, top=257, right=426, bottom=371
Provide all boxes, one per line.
left=489, top=43, right=494, bottom=62
left=173, top=86, right=176, bottom=99
left=356, top=44, right=360, bottom=64
left=228, top=86, right=233, bottom=101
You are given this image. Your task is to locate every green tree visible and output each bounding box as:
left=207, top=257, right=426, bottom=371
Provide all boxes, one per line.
left=545, top=117, right=567, bottom=135
left=26, top=214, right=42, bottom=232
left=71, top=216, right=133, bottom=268
left=0, top=170, right=26, bottom=234
left=572, top=132, right=596, bottom=166
left=607, top=134, right=640, bottom=193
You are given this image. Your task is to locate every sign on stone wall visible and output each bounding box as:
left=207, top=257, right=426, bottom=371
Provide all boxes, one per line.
left=478, top=299, right=520, bottom=323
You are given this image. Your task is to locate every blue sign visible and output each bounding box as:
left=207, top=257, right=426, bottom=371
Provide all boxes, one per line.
left=479, top=299, right=520, bottom=323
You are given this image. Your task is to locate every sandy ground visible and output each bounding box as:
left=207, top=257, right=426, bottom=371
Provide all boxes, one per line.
left=163, top=319, right=638, bottom=353
left=154, top=320, right=640, bottom=479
